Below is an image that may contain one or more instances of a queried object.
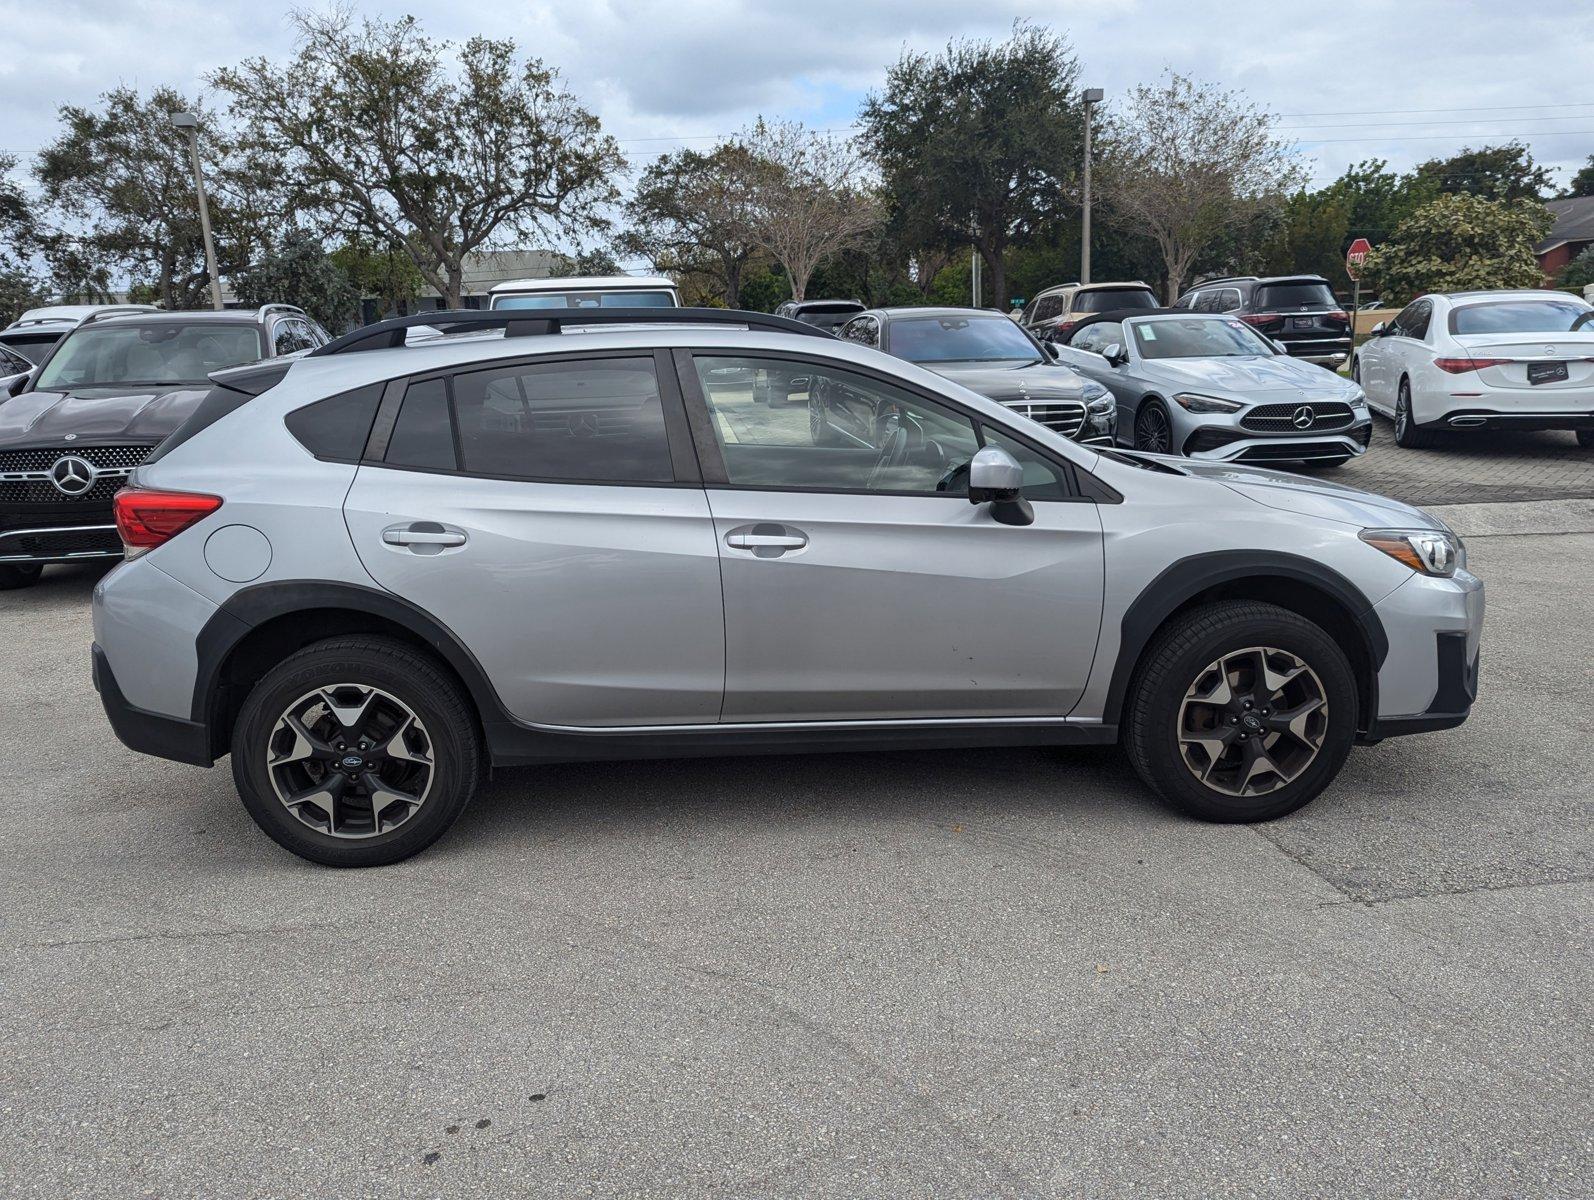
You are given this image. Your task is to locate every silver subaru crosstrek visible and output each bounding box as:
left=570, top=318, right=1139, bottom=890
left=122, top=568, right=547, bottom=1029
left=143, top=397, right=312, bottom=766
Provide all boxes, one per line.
left=92, top=308, right=1483, bottom=866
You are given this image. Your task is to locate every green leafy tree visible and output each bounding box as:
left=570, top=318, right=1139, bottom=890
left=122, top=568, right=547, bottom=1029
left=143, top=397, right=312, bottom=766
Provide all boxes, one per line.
left=232, top=231, right=359, bottom=329
left=859, top=23, right=1084, bottom=310
left=622, top=142, right=764, bottom=306
left=214, top=11, right=623, bottom=308
left=1359, top=194, right=1552, bottom=306
left=33, top=87, right=273, bottom=308
left=549, top=248, right=622, bottom=277
left=1259, top=188, right=1352, bottom=288
left=1413, top=143, right=1552, bottom=202
left=1096, top=72, right=1304, bottom=301
left=1557, top=245, right=1594, bottom=292
left=1562, top=155, right=1594, bottom=199
left=328, top=238, right=425, bottom=318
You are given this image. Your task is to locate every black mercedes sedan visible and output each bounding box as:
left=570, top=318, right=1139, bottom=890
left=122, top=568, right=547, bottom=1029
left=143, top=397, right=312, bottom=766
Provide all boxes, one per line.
left=830, top=306, right=1116, bottom=446
left=0, top=306, right=327, bottom=589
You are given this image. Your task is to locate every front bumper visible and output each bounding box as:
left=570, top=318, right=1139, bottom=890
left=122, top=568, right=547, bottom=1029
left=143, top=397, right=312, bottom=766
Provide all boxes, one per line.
left=0, top=523, right=122, bottom=564
left=1185, top=418, right=1373, bottom=464
left=1362, top=567, right=1484, bottom=742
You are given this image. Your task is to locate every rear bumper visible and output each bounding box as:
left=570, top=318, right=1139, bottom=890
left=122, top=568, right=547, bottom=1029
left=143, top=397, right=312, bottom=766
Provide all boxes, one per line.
left=1439, top=410, right=1594, bottom=432
left=93, top=644, right=214, bottom=767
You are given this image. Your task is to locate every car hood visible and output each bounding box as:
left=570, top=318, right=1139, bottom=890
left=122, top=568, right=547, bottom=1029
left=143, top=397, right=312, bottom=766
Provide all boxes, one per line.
left=922, top=360, right=1085, bottom=401
left=1122, top=452, right=1446, bottom=531
left=0, top=385, right=209, bottom=449
left=1139, top=355, right=1356, bottom=402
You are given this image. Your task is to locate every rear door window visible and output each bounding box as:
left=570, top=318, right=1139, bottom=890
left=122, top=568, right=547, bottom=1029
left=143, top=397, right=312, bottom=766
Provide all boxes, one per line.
left=450, top=357, right=675, bottom=483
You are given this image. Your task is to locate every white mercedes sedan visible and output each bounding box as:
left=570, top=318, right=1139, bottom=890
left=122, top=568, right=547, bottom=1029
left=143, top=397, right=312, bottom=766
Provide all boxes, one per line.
left=1352, top=290, right=1594, bottom=448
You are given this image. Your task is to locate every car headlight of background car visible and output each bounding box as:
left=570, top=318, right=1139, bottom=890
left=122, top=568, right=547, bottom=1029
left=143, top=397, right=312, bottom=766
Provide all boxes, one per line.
left=1082, top=380, right=1116, bottom=434
left=1173, top=391, right=1244, bottom=414
left=1359, top=528, right=1465, bottom=577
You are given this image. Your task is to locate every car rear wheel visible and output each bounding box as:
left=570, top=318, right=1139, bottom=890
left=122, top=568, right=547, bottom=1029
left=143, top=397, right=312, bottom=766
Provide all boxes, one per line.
left=1134, top=400, right=1174, bottom=454
left=1393, top=379, right=1438, bottom=449
left=1122, top=601, right=1357, bottom=823
left=0, top=563, right=43, bottom=591
left=1577, top=430, right=1594, bottom=449
left=232, top=636, right=481, bottom=866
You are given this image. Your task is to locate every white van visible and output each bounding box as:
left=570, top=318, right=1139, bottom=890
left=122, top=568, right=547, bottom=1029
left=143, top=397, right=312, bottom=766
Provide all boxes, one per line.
left=488, top=275, right=680, bottom=311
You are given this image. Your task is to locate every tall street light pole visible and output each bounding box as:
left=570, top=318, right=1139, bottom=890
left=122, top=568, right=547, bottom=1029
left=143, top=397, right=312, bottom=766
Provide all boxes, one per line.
left=1081, top=88, right=1104, bottom=285
left=171, top=111, right=224, bottom=311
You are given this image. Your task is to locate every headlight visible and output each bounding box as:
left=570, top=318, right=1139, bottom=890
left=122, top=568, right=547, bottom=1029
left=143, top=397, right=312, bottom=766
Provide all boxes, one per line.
left=1173, top=391, right=1243, bottom=414
left=1082, top=380, right=1114, bottom=412
left=1359, top=528, right=1464, bottom=578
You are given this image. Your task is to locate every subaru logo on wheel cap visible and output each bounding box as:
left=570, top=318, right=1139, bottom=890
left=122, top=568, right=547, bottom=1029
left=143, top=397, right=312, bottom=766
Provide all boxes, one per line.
left=49, top=455, right=98, bottom=496
left=1291, top=405, right=1315, bottom=430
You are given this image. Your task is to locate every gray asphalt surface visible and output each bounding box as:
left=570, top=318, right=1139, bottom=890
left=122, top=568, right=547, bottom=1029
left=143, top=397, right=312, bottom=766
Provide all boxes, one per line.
left=2, top=534, right=1591, bottom=1198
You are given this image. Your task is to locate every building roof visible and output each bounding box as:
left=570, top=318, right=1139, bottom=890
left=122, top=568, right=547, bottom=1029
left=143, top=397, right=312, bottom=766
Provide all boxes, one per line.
left=1536, top=196, right=1594, bottom=253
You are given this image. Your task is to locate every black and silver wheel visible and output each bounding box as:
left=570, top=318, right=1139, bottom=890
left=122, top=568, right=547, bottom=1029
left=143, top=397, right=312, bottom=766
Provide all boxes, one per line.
left=0, top=563, right=43, bottom=591
left=1393, top=379, right=1436, bottom=449
left=232, top=636, right=480, bottom=866
left=1134, top=400, right=1173, bottom=454
left=1123, top=601, right=1357, bottom=822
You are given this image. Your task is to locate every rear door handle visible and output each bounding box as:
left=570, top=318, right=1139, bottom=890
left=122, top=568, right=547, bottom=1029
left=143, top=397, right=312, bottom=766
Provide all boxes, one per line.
left=382, top=522, right=467, bottom=553
left=724, top=524, right=808, bottom=557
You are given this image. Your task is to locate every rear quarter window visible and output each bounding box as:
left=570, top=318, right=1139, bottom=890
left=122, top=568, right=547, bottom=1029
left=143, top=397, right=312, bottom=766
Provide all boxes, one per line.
left=284, top=383, right=384, bottom=462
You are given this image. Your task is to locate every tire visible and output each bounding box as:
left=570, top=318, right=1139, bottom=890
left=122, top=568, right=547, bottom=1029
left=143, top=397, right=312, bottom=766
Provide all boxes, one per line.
left=231, top=636, right=481, bottom=866
left=1122, top=600, right=1358, bottom=823
left=1133, top=399, right=1174, bottom=454
left=1393, top=379, right=1438, bottom=449
left=0, top=563, right=43, bottom=591
left=1577, top=430, right=1594, bottom=449
left=1350, top=357, right=1361, bottom=385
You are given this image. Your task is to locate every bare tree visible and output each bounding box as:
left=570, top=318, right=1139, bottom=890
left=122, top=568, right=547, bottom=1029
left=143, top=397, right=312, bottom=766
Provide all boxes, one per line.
left=213, top=11, right=623, bottom=308
left=745, top=121, right=881, bottom=303
left=1096, top=72, right=1304, bottom=302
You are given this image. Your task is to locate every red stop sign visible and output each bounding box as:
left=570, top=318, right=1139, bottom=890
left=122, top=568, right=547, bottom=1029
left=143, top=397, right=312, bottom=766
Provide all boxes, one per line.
left=1345, top=237, right=1372, bottom=281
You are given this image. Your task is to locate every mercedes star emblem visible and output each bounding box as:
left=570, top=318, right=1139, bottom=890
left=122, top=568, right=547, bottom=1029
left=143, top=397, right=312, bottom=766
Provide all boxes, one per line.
left=49, top=455, right=98, bottom=497
left=1291, top=405, right=1315, bottom=430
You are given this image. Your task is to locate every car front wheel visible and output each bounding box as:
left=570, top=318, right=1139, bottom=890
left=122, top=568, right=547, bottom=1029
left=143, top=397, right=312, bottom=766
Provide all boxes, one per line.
left=232, top=636, right=481, bottom=866
left=1393, top=379, right=1438, bottom=449
left=0, top=563, right=43, bottom=590
left=1134, top=400, right=1174, bottom=454
left=1123, top=601, right=1358, bottom=822
left=1577, top=430, right=1593, bottom=449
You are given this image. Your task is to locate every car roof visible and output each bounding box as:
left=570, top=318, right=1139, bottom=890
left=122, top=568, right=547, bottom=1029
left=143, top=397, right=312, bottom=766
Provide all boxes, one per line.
left=80, top=309, right=276, bottom=327
left=1440, top=289, right=1589, bottom=303
left=487, top=275, right=676, bottom=294
left=7, top=304, right=160, bottom=328
left=873, top=306, right=1018, bottom=320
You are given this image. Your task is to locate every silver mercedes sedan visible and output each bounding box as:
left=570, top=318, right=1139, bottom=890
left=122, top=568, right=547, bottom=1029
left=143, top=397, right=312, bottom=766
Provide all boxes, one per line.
left=1052, top=309, right=1374, bottom=467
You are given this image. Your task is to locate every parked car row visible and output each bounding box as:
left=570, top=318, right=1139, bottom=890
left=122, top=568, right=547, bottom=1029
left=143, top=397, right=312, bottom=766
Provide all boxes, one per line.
left=0, top=304, right=328, bottom=590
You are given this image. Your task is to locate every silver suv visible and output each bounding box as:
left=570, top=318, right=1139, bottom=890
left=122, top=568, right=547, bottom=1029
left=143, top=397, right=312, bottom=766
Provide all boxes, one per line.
left=92, top=308, right=1484, bottom=867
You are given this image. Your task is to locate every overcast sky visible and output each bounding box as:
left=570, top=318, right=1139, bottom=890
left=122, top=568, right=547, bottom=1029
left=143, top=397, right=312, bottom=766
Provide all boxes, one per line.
left=3, top=1, right=1592, bottom=210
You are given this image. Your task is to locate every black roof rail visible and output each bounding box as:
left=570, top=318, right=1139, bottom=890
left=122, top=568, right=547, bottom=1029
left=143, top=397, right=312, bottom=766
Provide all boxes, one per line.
left=308, top=306, right=834, bottom=357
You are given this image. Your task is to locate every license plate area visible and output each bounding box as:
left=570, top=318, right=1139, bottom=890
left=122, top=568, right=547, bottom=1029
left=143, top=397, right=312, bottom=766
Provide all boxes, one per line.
left=1527, top=361, right=1568, bottom=385
left=1290, top=317, right=1314, bottom=329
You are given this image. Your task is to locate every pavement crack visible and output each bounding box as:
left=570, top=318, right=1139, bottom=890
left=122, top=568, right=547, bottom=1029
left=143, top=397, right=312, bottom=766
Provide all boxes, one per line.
left=24, top=920, right=353, bottom=949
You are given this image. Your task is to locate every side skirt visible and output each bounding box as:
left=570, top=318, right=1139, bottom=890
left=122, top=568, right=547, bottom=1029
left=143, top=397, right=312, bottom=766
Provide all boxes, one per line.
left=484, top=717, right=1119, bottom=767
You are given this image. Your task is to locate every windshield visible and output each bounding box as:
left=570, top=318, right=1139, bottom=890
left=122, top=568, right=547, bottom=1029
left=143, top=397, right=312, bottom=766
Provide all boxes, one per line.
left=1132, top=317, right=1274, bottom=359
left=1449, top=299, right=1591, bottom=335
left=494, top=290, right=676, bottom=310
left=1255, top=281, right=1335, bottom=309
left=890, top=315, right=1042, bottom=364
left=1073, top=288, right=1158, bottom=314
left=34, top=323, right=264, bottom=390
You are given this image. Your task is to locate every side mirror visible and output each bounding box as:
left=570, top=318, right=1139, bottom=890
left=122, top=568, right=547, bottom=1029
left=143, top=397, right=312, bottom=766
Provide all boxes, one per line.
left=1370, top=321, right=1386, bottom=336
left=1269, top=338, right=1288, bottom=355
left=5, top=371, right=31, bottom=397
left=1043, top=341, right=1061, bottom=361
left=1101, top=342, right=1127, bottom=366
left=968, top=445, right=1034, bottom=527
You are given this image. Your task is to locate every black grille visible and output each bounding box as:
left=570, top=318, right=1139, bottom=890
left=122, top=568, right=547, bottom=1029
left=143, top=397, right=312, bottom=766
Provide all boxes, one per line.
left=1241, top=402, right=1354, bottom=433
left=1184, top=427, right=1246, bottom=455
left=0, top=525, right=121, bottom=559
left=0, top=477, right=127, bottom=504
left=1234, top=443, right=1350, bottom=463
left=1001, top=399, right=1086, bottom=439
left=0, top=445, right=152, bottom=473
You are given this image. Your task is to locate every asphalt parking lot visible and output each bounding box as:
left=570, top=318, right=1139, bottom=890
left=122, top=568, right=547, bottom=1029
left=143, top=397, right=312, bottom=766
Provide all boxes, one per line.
left=2, top=463, right=1591, bottom=1197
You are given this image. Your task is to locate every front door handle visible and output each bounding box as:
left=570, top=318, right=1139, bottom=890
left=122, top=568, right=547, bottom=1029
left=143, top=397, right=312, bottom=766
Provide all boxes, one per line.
left=724, top=524, right=808, bottom=557
left=382, top=522, right=467, bottom=554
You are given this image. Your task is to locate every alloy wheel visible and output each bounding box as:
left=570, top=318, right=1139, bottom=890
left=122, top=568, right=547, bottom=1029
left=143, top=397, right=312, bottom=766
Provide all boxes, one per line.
left=266, top=683, right=434, bottom=839
left=1176, top=646, right=1328, bottom=797
left=1395, top=386, right=1410, bottom=439
left=1136, top=404, right=1172, bottom=453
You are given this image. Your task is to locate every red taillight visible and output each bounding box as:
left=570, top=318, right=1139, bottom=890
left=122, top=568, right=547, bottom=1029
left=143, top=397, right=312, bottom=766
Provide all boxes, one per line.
left=1434, top=357, right=1510, bottom=374
left=1240, top=313, right=1279, bottom=326
left=1327, top=310, right=1348, bottom=322
left=113, top=487, right=223, bottom=553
